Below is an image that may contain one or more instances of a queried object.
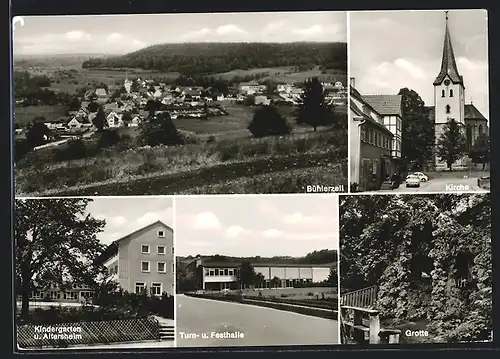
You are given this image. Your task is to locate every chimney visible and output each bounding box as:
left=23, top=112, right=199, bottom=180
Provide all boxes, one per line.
left=350, top=77, right=356, bottom=88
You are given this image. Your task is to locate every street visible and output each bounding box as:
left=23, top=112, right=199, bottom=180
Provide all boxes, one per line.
left=176, top=294, right=339, bottom=347
left=381, top=176, right=487, bottom=193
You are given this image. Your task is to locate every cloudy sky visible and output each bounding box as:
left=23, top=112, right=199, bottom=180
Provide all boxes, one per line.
left=175, top=195, right=338, bottom=257
left=13, top=11, right=347, bottom=55
left=350, top=10, right=489, bottom=119
left=85, top=197, right=173, bottom=246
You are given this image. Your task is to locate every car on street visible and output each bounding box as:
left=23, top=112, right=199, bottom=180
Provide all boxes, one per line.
left=412, top=172, right=429, bottom=182
left=405, top=174, right=421, bottom=188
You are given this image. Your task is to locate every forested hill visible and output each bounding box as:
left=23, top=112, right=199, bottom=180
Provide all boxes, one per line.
left=179, top=249, right=338, bottom=265
left=81, top=42, right=347, bottom=75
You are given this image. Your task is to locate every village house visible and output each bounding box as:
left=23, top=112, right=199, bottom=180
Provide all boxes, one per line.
left=43, top=117, right=69, bottom=131
left=130, top=115, right=143, bottom=127
left=255, top=95, right=271, bottom=106
left=107, top=111, right=123, bottom=128
left=239, top=81, right=267, bottom=95
left=363, top=94, right=403, bottom=160
left=183, top=88, right=202, bottom=100
left=350, top=80, right=395, bottom=192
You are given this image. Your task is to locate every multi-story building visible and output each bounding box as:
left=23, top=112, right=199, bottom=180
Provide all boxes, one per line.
left=350, top=79, right=395, bottom=191
left=97, top=220, right=175, bottom=296
left=187, top=257, right=334, bottom=291
left=362, top=95, right=403, bottom=159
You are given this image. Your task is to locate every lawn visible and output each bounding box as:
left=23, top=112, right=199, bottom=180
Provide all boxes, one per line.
left=15, top=128, right=348, bottom=196
left=242, top=287, right=338, bottom=300
left=14, top=105, right=68, bottom=126
left=212, top=66, right=294, bottom=80
left=267, top=68, right=347, bottom=85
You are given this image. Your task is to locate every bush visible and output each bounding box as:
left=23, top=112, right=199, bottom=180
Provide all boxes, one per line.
left=18, top=305, right=144, bottom=326
left=138, top=113, right=184, bottom=147
left=52, top=139, right=87, bottom=162
left=14, top=139, right=33, bottom=163
left=94, top=289, right=174, bottom=320
left=97, top=129, right=122, bottom=149
left=248, top=106, right=292, bottom=138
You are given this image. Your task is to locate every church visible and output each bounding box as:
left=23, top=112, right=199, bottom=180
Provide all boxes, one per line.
left=427, top=12, right=489, bottom=170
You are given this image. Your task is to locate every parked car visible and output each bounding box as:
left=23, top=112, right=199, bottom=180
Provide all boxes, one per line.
left=405, top=175, right=421, bottom=188
left=412, top=172, right=429, bottom=182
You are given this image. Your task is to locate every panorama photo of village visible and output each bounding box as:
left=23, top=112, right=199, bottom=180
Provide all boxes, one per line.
left=13, top=12, right=348, bottom=197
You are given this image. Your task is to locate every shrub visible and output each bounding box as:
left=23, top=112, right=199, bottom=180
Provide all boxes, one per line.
left=97, top=129, right=122, bottom=149
left=137, top=113, right=184, bottom=147
left=14, top=139, right=33, bottom=163
left=52, top=139, right=87, bottom=162
left=248, top=106, right=292, bottom=138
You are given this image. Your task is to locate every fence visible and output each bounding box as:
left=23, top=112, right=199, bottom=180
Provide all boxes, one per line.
left=17, top=317, right=160, bottom=348
left=341, top=286, right=378, bottom=309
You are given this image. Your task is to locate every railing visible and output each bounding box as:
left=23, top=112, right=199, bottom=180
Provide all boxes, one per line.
left=340, top=305, right=400, bottom=344
left=341, top=286, right=378, bottom=309
left=17, top=317, right=160, bottom=349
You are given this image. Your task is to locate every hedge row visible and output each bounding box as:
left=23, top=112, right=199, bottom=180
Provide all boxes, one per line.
left=185, top=293, right=338, bottom=320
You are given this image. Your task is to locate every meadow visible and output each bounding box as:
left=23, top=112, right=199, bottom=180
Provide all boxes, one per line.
left=15, top=126, right=347, bottom=196
left=241, top=287, right=338, bottom=300
left=14, top=105, right=67, bottom=126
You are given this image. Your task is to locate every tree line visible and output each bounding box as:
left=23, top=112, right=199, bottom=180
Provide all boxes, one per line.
left=81, top=42, right=347, bottom=75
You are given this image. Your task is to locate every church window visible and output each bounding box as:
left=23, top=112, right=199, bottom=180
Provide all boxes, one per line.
left=449, top=89, right=454, bottom=97
left=441, top=89, right=445, bottom=97
left=445, top=105, right=451, bottom=114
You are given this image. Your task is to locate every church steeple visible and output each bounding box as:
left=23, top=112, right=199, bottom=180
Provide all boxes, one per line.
left=433, top=11, right=463, bottom=85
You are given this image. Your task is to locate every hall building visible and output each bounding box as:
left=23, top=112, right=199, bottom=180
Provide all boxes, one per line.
left=186, top=257, right=334, bottom=291
left=428, top=12, right=488, bottom=170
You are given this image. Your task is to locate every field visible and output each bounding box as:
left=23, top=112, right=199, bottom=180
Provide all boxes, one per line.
left=15, top=125, right=347, bottom=196
left=212, top=66, right=293, bottom=80
left=14, top=105, right=67, bottom=126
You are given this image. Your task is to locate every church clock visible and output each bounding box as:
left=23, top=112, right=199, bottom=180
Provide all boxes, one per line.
left=444, top=79, right=450, bottom=86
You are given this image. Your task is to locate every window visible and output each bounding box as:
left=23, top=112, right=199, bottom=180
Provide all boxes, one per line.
left=150, top=283, right=162, bottom=296
left=224, top=269, right=229, bottom=275
left=157, top=245, right=165, bottom=255
left=141, top=261, right=150, bottom=272
left=135, top=282, right=146, bottom=294
left=215, top=269, right=219, bottom=275
left=449, top=89, right=454, bottom=97
left=478, top=125, right=483, bottom=134
left=441, top=89, right=445, bottom=97
left=157, top=262, right=166, bottom=273
left=172, top=263, right=175, bottom=274
left=446, top=105, right=451, bottom=114
left=228, top=269, right=234, bottom=276
left=209, top=270, right=214, bottom=276
left=157, top=230, right=165, bottom=238
left=141, top=245, right=150, bottom=254
left=172, top=247, right=174, bottom=255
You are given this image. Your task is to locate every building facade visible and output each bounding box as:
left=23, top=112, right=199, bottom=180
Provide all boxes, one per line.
left=350, top=80, right=395, bottom=191
left=188, top=258, right=334, bottom=291
left=363, top=95, right=403, bottom=159
left=98, top=220, right=175, bottom=296
left=430, top=13, right=489, bottom=170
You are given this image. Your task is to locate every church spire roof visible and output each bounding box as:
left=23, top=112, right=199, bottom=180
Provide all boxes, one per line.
left=433, top=11, right=463, bottom=86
